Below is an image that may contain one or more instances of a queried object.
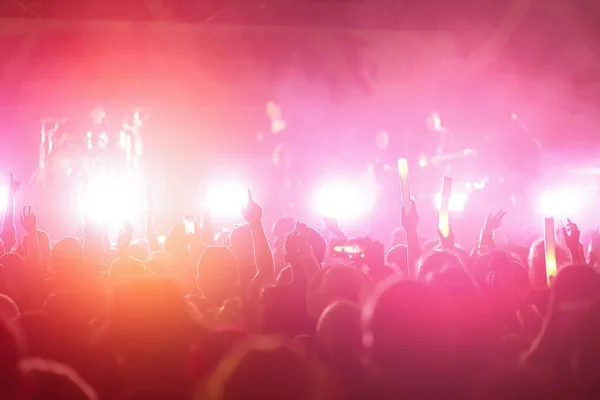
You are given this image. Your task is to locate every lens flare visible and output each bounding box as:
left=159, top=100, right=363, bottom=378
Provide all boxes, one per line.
left=435, top=192, right=468, bottom=212
left=538, top=189, right=581, bottom=217
left=0, top=186, right=8, bottom=210
left=314, top=180, right=375, bottom=221
left=204, top=182, right=248, bottom=219
left=81, top=169, right=146, bottom=226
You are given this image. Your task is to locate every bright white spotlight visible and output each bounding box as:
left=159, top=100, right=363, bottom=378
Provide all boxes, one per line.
left=81, top=169, right=146, bottom=226
left=435, top=192, right=468, bottom=212
left=0, top=186, right=8, bottom=210
left=314, top=180, right=375, bottom=221
left=204, top=182, right=248, bottom=219
left=538, top=189, right=581, bottom=217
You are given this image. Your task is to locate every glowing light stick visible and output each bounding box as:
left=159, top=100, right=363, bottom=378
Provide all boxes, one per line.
left=544, top=217, right=557, bottom=286
left=397, top=158, right=411, bottom=211
left=438, top=175, right=452, bottom=237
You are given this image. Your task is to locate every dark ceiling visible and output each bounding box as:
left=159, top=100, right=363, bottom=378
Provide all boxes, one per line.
left=0, top=1, right=576, bottom=28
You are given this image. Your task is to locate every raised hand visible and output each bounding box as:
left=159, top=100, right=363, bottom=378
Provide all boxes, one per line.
left=20, top=205, right=37, bottom=234
left=562, top=219, right=583, bottom=264
left=241, top=189, right=262, bottom=225
left=562, top=218, right=581, bottom=250
left=401, top=199, right=419, bottom=233
left=437, top=225, right=455, bottom=249
left=484, top=210, right=506, bottom=232
left=588, top=252, right=597, bottom=268
left=8, top=173, right=21, bottom=197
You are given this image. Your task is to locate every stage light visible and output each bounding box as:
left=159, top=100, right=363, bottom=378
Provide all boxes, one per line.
left=204, top=182, right=248, bottom=219
left=314, top=180, right=375, bottom=221
left=81, top=169, right=146, bottom=227
left=537, top=188, right=581, bottom=217
left=435, top=192, right=468, bottom=212
left=0, top=186, right=8, bottom=210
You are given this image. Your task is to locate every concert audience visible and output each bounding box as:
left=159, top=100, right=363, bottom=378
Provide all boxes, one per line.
left=0, top=172, right=599, bottom=400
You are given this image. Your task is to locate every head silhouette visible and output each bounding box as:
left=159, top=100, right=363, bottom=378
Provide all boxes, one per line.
left=389, top=227, right=406, bottom=248
left=197, top=247, right=239, bottom=304
left=271, top=217, right=296, bottom=239
left=385, top=245, right=408, bottom=276
left=283, top=226, right=326, bottom=266
left=317, top=301, right=362, bottom=364
left=207, top=337, right=322, bottom=400
left=0, top=295, right=20, bottom=321
left=416, top=250, right=464, bottom=281
left=528, top=239, right=568, bottom=288
left=50, top=238, right=83, bottom=279
left=107, top=257, right=153, bottom=288
left=363, top=278, right=450, bottom=381
left=20, top=358, right=99, bottom=400
left=307, top=266, right=372, bottom=321
left=523, top=265, right=600, bottom=368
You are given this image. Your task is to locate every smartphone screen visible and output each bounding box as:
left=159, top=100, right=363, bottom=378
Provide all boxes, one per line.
left=332, top=244, right=362, bottom=255
left=330, top=238, right=366, bottom=259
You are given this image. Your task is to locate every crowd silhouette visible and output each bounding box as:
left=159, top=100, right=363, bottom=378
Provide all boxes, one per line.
left=0, top=171, right=599, bottom=400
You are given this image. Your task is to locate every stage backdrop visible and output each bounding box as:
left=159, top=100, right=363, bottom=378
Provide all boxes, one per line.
left=0, top=0, right=599, bottom=178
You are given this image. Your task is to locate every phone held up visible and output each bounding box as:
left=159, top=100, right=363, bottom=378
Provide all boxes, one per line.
left=330, top=238, right=368, bottom=261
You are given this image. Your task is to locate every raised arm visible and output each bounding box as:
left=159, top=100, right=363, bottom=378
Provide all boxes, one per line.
left=1, top=173, right=20, bottom=251
left=20, top=205, right=41, bottom=270
left=402, top=199, right=421, bottom=277
left=295, top=223, right=321, bottom=284
left=323, top=216, right=347, bottom=239
left=477, top=210, right=506, bottom=255
left=563, top=218, right=583, bottom=265
left=242, top=190, right=275, bottom=285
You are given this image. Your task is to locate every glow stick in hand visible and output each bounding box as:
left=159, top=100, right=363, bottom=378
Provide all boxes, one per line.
left=438, top=175, right=452, bottom=238
left=397, top=158, right=411, bottom=211
left=544, top=217, right=557, bottom=286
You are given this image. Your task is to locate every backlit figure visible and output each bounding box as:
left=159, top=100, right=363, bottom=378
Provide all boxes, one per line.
left=121, top=109, right=146, bottom=166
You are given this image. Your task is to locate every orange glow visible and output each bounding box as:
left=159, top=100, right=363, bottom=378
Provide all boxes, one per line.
left=438, top=175, right=452, bottom=237
left=544, top=217, right=557, bottom=286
